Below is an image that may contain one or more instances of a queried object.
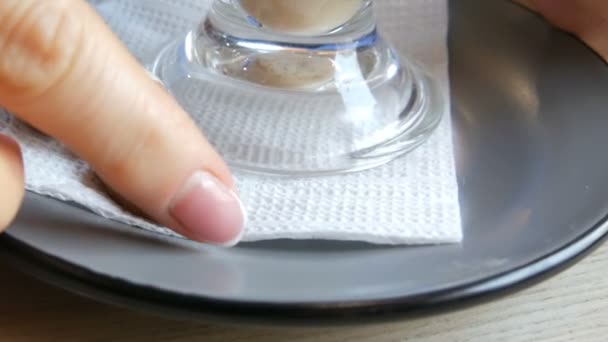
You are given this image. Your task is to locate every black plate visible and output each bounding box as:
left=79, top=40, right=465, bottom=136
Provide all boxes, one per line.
left=2, top=0, right=608, bottom=326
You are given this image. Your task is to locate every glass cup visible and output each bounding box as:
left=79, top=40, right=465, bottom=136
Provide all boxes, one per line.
left=149, top=0, right=444, bottom=175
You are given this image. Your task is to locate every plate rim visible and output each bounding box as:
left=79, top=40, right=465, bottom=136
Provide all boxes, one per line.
left=1, top=210, right=606, bottom=326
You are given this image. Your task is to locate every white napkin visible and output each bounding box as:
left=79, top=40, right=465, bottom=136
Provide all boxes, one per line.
left=0, top=0, right=462, bottom=245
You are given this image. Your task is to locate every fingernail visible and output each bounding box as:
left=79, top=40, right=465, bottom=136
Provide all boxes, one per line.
left=169, top=171, right=246, bottom=246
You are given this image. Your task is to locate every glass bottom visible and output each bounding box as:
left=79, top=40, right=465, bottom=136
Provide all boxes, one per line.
left=150, top=30, right=444, bottom=176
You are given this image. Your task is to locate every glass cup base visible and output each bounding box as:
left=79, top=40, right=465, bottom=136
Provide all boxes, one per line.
left=149, top=1, right=445, bottom=176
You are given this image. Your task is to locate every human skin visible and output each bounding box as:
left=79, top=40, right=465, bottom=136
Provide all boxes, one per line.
left=0, top=0, right=245, bottom=246
left=516, top=0, right=608, bottom=59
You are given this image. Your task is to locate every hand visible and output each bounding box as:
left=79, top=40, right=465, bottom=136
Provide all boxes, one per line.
left=0, top=0, right=245, bottom=246
left=516, top=0, right=608, bottom=60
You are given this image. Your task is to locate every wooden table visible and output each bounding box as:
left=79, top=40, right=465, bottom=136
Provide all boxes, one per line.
left=1, top=242, right=607, bottom=342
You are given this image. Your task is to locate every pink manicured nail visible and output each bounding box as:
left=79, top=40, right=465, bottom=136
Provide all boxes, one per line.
left=169, top=171, right=246, bottom=246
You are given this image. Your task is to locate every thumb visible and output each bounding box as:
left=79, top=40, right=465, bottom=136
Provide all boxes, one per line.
left=0, top=0, right=245, bottom=245
left=0, top=135, right=24, bottom=233
left=515, top=0, right=608, bottom=60
left=515, top=0, right=582, bottom=31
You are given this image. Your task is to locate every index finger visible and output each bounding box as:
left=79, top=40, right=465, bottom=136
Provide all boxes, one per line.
left=0, top=0, right=246, bottom=245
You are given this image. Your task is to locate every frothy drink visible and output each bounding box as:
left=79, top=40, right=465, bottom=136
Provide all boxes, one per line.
left=240, top=0, right=363, bottom=36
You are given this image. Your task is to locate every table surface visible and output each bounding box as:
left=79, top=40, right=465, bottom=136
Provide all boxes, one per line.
left=0, top=242, right=606, bottom=342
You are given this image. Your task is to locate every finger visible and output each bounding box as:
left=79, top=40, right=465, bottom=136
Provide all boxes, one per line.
left=0, top=135, right=24, bottom=233
left=515, top=0, right=608, bottom=59
left=515, top=0, right=585, bottom=32
left=0, top=0, right=245, bottom=245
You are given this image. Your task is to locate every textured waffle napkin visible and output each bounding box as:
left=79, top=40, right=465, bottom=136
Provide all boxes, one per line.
left=0, top=0, right=462, bottom=245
